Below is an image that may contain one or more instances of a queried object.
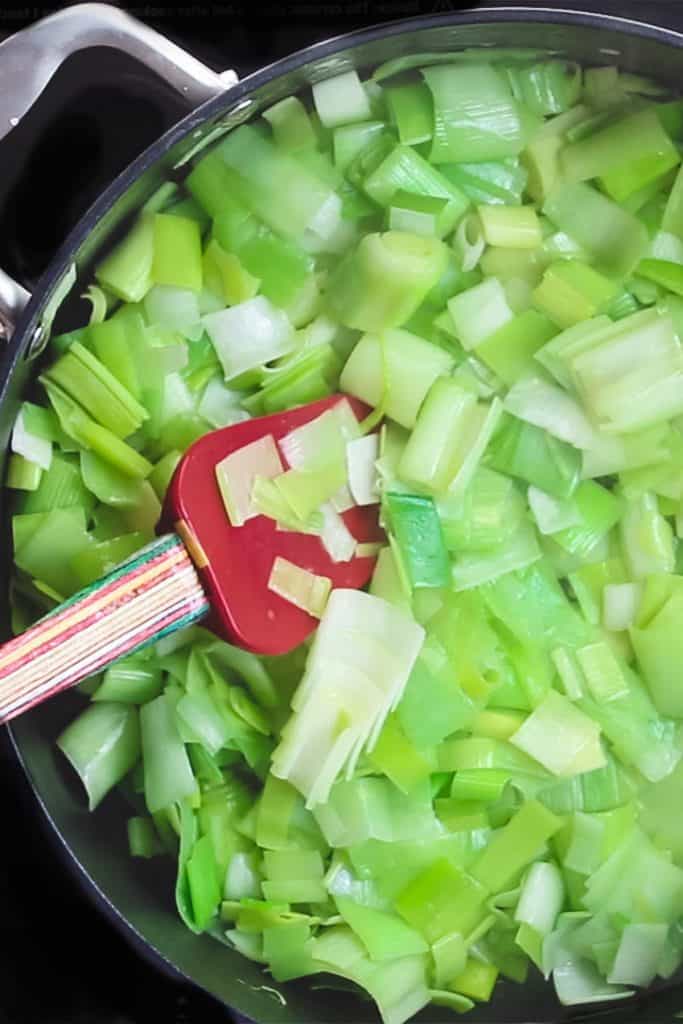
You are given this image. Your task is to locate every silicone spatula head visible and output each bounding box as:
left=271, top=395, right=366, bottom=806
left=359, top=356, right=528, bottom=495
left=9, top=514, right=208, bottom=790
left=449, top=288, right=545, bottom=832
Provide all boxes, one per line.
left=164, top=395, right=382, bottom=656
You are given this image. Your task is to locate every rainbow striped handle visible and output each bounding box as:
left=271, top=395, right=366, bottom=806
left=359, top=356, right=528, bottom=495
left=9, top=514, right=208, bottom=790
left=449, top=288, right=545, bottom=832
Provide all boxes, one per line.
left=0, top=533, right=209, bottom=724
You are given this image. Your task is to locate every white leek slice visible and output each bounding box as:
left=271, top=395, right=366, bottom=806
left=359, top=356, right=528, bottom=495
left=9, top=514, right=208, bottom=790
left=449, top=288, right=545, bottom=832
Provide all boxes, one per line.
left=272, top=589, right=425, bottom=807
left=11, top=407, right=52, bottom=471
left=268, top=556, right=332, bottom=618
left=198, top=377, right=250, bottom=429
left=570, top=309, right=683, bottom=433
left=554, top=961, right=634, bottom=1007
left=453, top=213, right=486, bottom=272
left=510, top=691, right=605, bottom=777
left=320, top=503, right=356, bottom=563
left=603, top=582, right=642, bottom=632
left=346, top=435, right=379, bottom=506
left=215, top=435, right=283, bottom=527
left=307, top=193, right=344, bottom=241
left=312, top=70, right=372, bottom=128
left=608, top=923, right=668, bottom=987
left=203, top=296, right=295, bottom=381
left=515, top=862, right=565, bottom=936
left=447, top=277, right=514, bottom=351
left=279, top=399, right=359, bottom=471
left=528, top=486, right=582, bottom=535
left=144, top=284, right=203, bottom=341
left=505, top=375, right=599, bottom=450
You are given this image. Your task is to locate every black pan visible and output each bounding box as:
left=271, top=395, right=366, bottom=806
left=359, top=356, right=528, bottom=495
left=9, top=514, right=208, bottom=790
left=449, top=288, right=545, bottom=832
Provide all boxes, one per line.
left=1, top=4, right=683, bottom=1022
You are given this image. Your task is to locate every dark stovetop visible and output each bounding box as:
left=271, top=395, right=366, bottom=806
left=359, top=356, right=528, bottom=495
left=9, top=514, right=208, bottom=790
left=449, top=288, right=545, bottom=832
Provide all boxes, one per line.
left=1, top=3, right=683, bottom=1023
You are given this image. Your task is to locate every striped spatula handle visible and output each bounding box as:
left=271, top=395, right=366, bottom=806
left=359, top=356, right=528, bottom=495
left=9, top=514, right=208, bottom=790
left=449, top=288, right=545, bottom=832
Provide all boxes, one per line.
left=0, top=533, right=209, bottom=724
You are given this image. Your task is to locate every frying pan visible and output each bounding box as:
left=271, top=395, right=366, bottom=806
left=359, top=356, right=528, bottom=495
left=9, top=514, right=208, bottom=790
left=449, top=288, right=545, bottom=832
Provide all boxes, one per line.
left=2, top=4, right=683, bottom=1022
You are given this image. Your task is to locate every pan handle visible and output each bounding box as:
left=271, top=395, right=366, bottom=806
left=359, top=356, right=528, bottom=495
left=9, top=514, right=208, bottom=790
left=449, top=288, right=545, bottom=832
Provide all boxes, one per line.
left=0, top=2, right=237, bottom=339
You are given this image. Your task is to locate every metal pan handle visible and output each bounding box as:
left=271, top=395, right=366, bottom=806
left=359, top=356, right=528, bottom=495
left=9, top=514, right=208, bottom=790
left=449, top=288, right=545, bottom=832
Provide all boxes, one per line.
left=0, top=2, right=237, bottom=340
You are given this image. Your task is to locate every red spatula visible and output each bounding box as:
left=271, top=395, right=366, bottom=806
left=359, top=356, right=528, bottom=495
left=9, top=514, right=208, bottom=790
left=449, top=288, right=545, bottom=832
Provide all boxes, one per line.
left=0, top=395, right=381, bottom=724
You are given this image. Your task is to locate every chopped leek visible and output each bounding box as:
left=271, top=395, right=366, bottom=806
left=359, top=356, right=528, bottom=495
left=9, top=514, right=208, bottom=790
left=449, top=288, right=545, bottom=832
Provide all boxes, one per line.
left=312, top=71, right=371, bottom=128
left=267, top=557, right=331, bottom=618
left=21, top=48, right=683, bottom=1024
left=58, top=703, right=140, bottom=811
left=216, top=435, right=283, bottom=527
left=328, top=231, right=449, bottom=333
left=340, top=327, right=454, bottom=429
left=384, top=492, right=451, bottom=589
left=509, top=691, right=605, bottom=777
left=543, top=182, right=648, bottom=277
left=447, top=277, right=514, bottom=352
left=478, top=205, right=542, bottom=249
left=203, top=297, right=295, bottom=382
left=424, top=64, right=528, bottom=163
left=272, top=590, right=424, bottom=807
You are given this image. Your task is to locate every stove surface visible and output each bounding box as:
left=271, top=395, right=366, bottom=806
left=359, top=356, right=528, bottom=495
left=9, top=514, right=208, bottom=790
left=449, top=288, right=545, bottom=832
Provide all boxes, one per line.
left=1, top=2, right=682, bottom=1023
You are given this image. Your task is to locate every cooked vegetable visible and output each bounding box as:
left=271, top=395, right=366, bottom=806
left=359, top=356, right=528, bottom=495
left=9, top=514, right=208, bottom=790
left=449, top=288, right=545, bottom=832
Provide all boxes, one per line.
left=10, top=49, right=683, bottom=1024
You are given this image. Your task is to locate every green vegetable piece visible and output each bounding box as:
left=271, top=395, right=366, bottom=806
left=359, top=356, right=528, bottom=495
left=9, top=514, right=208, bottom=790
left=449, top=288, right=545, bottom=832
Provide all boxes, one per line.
left=368, top=713, right=433, bottom=794
left=397, top=642, right=476, bottom=749
left=13, top=506, right=91, bottom=596
left=89, top=317, right=142, bottom=400
left=43, top=341, right=148, bottom=439
left=239, top=232, right=312, bottom=307
left=487, top=416, right=581, bottom=500
left=432, top=931, right=468, bottom=988
left=631, top=579, right=683, bottom=717
left=637, top=257, right=683, bottom=296
left=328, top=231, right=449, bottom=334
left=543, top=181, right=648, bottom=278
left=451, top=959, right=499, bottom=1002
left=43, top=380, right=152, bottom=479
left=363, top=144, right=468, bottom=236
left=57, top=702, right=140, bottom=810
left=561, top=109, right=680, bottom=200
left=72, top=531, right=149, bottom=588
left=140, top=693, right=197, bottom=814
left=94, top=657, right=163, bottom=705
left=386, top=82, right=433, bottom=146
left=335, top=896, right=428, bottom=961
left=470, top=800, right=562, bottom=892
left=475, top=310, right=556, bottom=386
left=218, top=124, right=336, bottom=240
left=127, top=816, right=163, bottom=858
left=263, top=923, right=316, bottom=982
left=398, top=378, right=481, bottom=495
left=384, top=492, right=451, bottom=589
left=187, top=834, right=221, bottom=930
left=6, top=454, right=42, bottom=492
left=263, top=95, right=317, bottom=151
left=95, top=213, right=155, bottom=303
left=148, top=450, right=182, bottom=502
left=533, top=261, right=618, bottom=329
left=395, top=859, right=488, bottom=943
left=152, top=213, right=203, bottom=292
left=513, top=61, right=582, bottom=116
left=424, top=64, right=528, bottom=163
left=340, top=327, right=453, bottom=430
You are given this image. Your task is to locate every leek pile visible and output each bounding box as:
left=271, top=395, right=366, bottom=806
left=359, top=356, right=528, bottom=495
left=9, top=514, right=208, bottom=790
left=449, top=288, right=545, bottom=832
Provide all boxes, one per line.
left=10, top=51, right=683, bottom=1022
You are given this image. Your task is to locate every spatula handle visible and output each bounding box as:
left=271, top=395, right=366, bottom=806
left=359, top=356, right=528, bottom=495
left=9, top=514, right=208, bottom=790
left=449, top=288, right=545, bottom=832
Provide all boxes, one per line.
left=0, top=533, right=209, bottom=724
